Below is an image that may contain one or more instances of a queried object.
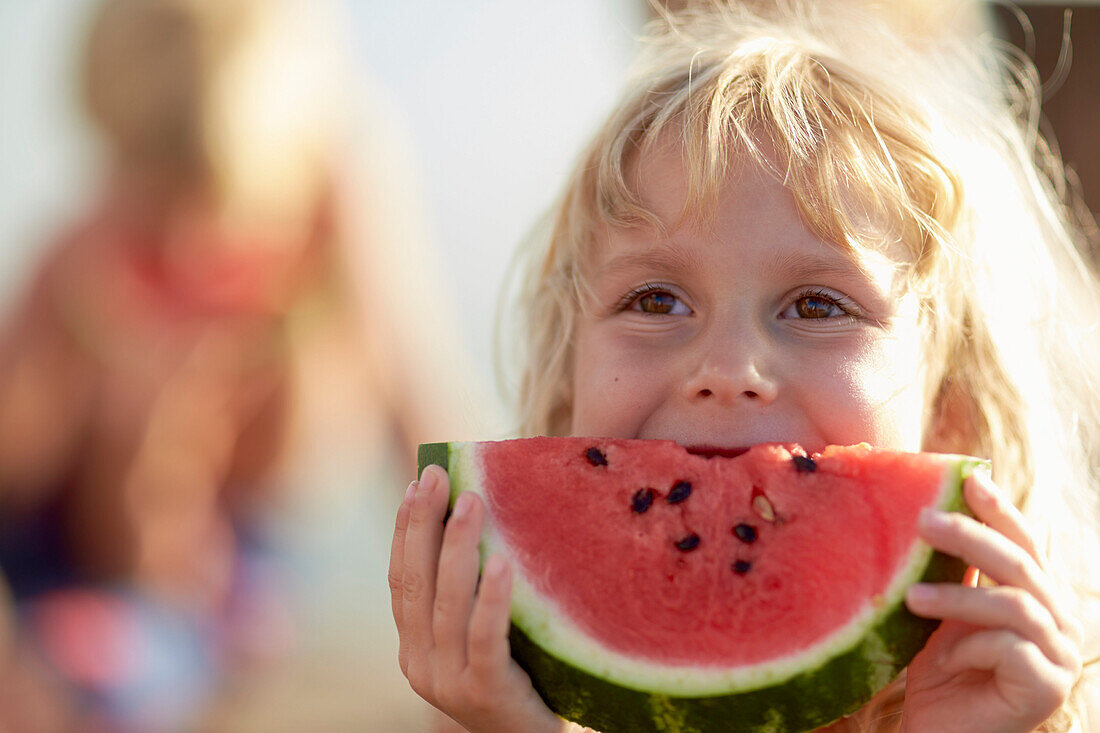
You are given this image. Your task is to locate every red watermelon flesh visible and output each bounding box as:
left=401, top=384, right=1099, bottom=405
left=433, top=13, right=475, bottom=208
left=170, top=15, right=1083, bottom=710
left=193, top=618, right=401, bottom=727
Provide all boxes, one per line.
left=419, top=437, right=980, bottom=732
left=468, top=439, right=958, bottom=667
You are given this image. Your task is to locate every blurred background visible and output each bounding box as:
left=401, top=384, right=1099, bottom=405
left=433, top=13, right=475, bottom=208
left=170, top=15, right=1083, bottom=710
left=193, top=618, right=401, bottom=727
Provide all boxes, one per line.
left=0, top=1, right=1094, bottom=732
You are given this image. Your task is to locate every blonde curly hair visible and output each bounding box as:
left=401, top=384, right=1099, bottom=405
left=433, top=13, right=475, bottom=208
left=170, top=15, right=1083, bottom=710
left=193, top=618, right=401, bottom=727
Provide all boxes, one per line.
left=504, top=1, right=1100, bottom=729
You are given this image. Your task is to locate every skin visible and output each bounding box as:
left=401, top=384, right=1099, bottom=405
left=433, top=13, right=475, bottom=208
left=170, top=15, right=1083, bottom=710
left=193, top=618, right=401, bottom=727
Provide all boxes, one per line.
left=388, top=145, right=1082, bottom=732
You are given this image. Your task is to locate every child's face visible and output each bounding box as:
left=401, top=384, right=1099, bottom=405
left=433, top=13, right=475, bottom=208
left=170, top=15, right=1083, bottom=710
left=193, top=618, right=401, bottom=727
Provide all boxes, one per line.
left=570, top=145, right=928, bottom=454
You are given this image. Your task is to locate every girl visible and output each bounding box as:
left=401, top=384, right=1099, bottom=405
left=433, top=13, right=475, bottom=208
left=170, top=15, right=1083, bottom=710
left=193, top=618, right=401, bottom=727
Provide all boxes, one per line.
left=390, top=1, right=1100, bottom=730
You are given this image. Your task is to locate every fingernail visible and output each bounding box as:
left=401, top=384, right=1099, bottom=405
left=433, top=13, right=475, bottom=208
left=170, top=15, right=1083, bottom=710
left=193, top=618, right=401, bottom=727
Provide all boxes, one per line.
left=919, top=508, right=949, bottom=531
left=969, top=471, right=994, bottom=501
left=969, top=481, right=990, bottom=505
left=404, top=481, right=418, bottom=503
left=452, top=492, right=472, bottom=518
left=419, top=466, right=437, bottom=493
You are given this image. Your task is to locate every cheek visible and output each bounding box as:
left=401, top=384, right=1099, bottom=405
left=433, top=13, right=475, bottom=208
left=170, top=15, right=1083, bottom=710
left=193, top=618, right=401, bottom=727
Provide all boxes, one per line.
left=569, top=325, right=670, bottom=436
left=827, top=329, right=926, bottom=451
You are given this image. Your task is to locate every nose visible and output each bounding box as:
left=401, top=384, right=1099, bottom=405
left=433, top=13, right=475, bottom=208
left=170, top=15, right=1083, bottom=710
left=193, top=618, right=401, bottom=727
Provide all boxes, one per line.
left=681, top=326, right=779, bottom=405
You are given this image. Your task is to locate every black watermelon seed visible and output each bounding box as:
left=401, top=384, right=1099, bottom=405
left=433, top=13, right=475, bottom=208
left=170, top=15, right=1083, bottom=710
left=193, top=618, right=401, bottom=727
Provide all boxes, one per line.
left=732, top=523, right=757, bottom=544
left=631, top=488, right=656, bottom=514
left=675, top=533, right=701, bottom=552
left=732, top=559, right=753, bottom=575
left=667, top=481, right=692, bottom=504
left=792, top=455, right=817, bottom=473
left=585, top=447, right=608, bottom=466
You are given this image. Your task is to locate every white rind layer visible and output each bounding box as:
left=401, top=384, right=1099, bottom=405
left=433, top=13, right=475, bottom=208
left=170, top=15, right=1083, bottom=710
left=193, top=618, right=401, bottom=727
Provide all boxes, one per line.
left=450, top=443, right=970, bottom=698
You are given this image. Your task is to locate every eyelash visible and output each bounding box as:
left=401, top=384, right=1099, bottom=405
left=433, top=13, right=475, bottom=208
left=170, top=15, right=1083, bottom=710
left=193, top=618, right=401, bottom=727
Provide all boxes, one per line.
left=616, top=282, right=686, bottom=314
left=786, top=288, right=860, bottom=319
left=616, top=284, right=860, bottom=319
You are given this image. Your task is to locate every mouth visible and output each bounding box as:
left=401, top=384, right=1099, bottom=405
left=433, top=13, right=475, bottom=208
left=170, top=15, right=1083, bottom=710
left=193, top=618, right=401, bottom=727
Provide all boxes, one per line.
left=683, top=445, right=751, bottom=460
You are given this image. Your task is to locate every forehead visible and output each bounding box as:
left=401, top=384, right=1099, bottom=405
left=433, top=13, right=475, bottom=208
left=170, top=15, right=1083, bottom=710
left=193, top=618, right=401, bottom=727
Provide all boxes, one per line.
left=594, top=140, right=911, bottom=287
left=630, top=139, right=782, bottom=227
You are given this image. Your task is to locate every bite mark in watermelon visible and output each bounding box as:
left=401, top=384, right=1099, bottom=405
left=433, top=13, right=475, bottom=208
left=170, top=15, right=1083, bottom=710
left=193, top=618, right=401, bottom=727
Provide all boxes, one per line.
left=417, top=438, right=984, bottom=733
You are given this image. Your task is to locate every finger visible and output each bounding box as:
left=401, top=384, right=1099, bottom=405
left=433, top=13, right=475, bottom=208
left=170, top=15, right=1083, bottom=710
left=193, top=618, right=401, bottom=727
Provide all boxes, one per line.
left=939, top=629, right=1076, bottom=719
left=467, top=553, right=514, bottom=681
left=918, top=509, right=1075, bottom=634
left=433, top=492, right=485, bottom=675
left=401, top=465, right=452, bottom=674
left=905, top=584, right=1077, bottom=669
left=389, top=480, right=419, bottom=628
left=960, top=473, right=1084, bottom=644
left=963, top=471, right=1044, bottom=569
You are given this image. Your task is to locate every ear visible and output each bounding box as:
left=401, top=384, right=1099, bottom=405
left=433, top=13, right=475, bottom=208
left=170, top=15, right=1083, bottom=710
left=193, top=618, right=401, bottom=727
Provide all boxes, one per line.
left=924, top=377, right=980, bottom=456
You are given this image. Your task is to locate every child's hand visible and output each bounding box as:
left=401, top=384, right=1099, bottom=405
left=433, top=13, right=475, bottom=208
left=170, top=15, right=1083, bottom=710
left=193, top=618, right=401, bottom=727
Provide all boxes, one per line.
left=389, top=465, right=565, bottom=733
left=901, top=471, right=1083, bottom=732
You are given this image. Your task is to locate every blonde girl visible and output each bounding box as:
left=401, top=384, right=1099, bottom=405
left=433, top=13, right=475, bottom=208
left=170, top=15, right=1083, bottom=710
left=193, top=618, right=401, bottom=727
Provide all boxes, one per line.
left=390, top=1, right=1100, bottom=730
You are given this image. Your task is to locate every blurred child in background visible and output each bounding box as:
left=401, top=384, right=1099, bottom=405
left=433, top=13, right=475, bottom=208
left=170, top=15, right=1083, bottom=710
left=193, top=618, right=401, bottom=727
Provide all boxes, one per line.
left=0, top=0, right=473, bottom=729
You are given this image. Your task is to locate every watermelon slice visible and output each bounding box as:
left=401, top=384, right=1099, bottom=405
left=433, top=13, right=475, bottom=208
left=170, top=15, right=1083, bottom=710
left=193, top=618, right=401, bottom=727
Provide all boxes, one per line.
left=417, top=438, right=983, bottom=733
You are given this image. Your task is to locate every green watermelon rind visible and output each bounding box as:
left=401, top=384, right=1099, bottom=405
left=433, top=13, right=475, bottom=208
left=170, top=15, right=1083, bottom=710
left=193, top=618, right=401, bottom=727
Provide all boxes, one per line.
left=417, top=442, right=451, bottom=482
left=417, top=441, right=984, bottom=733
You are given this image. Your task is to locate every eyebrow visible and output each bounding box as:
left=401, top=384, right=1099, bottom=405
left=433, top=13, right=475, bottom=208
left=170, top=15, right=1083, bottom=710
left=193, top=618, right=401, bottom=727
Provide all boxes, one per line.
left=598, top=240, right=875, bottom=285
left=762, top=249, right=876, bottom=285
left=599, top=242, right=702, bottom=280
